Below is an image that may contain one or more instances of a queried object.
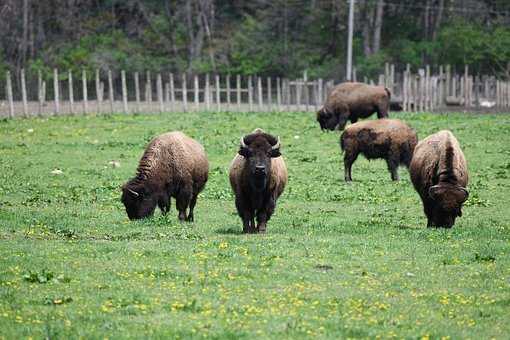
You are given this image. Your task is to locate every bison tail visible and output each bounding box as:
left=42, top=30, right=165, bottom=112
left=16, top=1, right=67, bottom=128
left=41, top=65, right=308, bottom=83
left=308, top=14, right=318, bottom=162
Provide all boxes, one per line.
left=340, top=133, right=346, bottom=152
left=384, top=87, right=391, bottom=99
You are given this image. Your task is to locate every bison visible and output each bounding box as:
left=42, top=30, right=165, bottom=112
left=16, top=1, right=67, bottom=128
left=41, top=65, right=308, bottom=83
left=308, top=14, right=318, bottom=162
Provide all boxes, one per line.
left=229, top=129, right=288, bottom=233
left=409, top=130, right=469, bottom=228
left=121, top=131, right=209, bottom=221
left=340, top=119, right=417, bottom=181
left=317, top=82, right=391, bottom=131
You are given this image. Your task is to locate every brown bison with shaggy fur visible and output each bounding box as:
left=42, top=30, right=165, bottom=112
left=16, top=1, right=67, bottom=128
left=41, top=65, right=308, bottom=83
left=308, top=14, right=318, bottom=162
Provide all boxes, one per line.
left=121, top=131, right=209, bottom=221
left=340, top=119, right=417, bottom=181
left=317, top=82, right=391, bottom=131
left=410, top=130, right=469, bottom=228
left=229, top=129, right=288, bottom=233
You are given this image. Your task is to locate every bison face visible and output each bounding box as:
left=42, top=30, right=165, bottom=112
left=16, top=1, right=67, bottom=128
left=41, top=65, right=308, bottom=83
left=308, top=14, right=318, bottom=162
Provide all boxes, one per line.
left=121, top=185, right=158, bottom=220
left=239, top=133, right=281, bottom=192
left=316, top=107, right=339, bottom=131
left=428, top=183, right=469, bottom=227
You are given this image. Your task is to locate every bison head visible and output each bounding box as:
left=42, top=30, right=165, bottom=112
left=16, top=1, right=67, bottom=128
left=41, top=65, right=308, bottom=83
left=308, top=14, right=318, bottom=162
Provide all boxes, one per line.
left=239, top=131, right=281, bottom=192
left=316, top=107, right=348, bottom=131
left=121, top=183, right=158, bottom=220
left=428, top=183, right=469, bottom=228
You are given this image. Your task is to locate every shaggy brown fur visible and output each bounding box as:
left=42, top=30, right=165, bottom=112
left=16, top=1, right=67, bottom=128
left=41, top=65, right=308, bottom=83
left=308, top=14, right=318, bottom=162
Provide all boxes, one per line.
left=409, top=130, right=469, bottom=228
left=229, top=129, right=288, bottom=233
left=316, top=82, right=391, bottom=131
left=340, top=119, right=417, bottom=181
left=121, top=131, right=209, bottom=221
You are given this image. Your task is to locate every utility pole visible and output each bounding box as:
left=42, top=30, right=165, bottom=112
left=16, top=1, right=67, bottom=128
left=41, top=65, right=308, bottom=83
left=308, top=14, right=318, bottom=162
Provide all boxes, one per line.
left=346, top=0, right=355, bottom=81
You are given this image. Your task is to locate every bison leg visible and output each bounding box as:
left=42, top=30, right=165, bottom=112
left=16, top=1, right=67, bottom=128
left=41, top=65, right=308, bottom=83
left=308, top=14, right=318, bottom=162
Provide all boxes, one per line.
left=235, top=197, right=256, bottom=233
left=386, top=158, right=400, bottom=181
left=186, top=192, right=199, bottom=222
left=256, top=197, right=276, bottom=233
left=158, top=195, right=171, bottom=215
left=176, top=186, right=192, bottom=222
left=343, top=151, right=358, bottom=182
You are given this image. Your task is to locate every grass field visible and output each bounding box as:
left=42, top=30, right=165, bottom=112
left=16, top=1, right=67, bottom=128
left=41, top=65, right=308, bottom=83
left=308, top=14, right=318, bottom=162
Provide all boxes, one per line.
left=0, top=110, right=509, bottom=339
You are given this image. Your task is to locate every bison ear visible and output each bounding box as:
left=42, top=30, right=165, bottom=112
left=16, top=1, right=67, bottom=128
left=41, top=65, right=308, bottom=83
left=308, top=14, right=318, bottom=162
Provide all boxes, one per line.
left=238, top=147, right=251, bottom=158
left=270, top=149, right=281, bottom=158
left=458, top=186, right=469, bottom=203
left=428, top=185, right=442, bottom=200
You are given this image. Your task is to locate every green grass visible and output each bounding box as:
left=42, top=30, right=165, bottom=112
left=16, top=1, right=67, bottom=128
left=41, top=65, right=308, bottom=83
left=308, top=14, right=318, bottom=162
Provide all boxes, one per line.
left=0, top=111, right=509, bottom=339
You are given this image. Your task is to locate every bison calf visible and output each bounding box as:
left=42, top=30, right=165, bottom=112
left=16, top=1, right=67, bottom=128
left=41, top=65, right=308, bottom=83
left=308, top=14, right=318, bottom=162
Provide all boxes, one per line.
left=121, top=131, right=209, bottom=221
left=317, top=82, right=390, bottom=131
left=410, top=130, right=469, bottom=228
left=340, top=119, right=417, bottom=181
left=229, top=129, right=288, bottom=233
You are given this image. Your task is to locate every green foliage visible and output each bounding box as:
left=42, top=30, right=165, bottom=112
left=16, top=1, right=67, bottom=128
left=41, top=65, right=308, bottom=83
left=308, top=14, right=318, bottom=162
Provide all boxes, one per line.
left=0, top=110, right=510, bottom=338
left=435, top=21, right=510, bottom=75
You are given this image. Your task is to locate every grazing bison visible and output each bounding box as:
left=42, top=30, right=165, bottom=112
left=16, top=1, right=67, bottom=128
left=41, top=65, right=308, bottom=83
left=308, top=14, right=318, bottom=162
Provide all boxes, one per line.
left=340, top=119, right=417, bottom=181
left=317, top=82, right=391, bottom=131
left=410, top=130, right=469, bottom=228
left=121, top=131, right=209, bottom=221
left=229, top=129, right=288, bottom=233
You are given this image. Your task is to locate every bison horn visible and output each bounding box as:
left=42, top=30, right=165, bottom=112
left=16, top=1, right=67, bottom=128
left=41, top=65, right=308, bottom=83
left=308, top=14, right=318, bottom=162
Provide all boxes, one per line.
left=240, top=136, right=247, bottom=148
left=271, top=136, right=280, bottom=150
left=127, top=188, right=140, bottom=197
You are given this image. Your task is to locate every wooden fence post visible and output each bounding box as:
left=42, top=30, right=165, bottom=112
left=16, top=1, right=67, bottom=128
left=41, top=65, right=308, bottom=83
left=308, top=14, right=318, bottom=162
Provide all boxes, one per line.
left=96, top=69, right=102, bottom=114
left=445, top=65, right=451, bottom=100
left=37, top=70, right=43, bottom=116
left=215, top=74, right=221, bottom=112
left=82, top=69, right=88, bottom=114
left=402, top=65, right=408, bottom=111
left=507, top=80, right=510, bottom=108
left=296, top=79, right=302, bottom=111
left=156, top=73, right=163, bottom=113
left=285, top=79, right=291, bottom=112
left=248, top=76, right=253, bottom=111
left=122, top=70, right=129, bottom=114
left=169, top=73, right=175, bottom=111
left=353, top=67, right=357, bottom=82
left=6, top=71, right=14, bottom=118
left=205, top=74, right=211, bottom=111
left=276, top=77, right=282, bottom=111
left=53, top=68, right=60, bottom=115
left=68, top=70, right=74, bottom=115
left=303, top=71, right=309, bottom=111
left=267, top=77, right=272, bottom=111
left=182, top=74, right=188, bottom=112
left=134, top=72, right=140, bottom=113
left=318, top=78, right=323, bottom=107
left=226, top=75, right=231, bottom=111
left=236, top=75, right=241, bottom=111
left=390, top=64, right=395, bottom=95
left=257, top=76, right=263, bottom=111
left=464, top=65, right=469, bottom=108
left=21, top=69, right=28, bottom=117
left=425, top=65, right=430, bottom=111
left=193, top=75, right=199, bottom=110
left=411, top=69, right=416, bottom=112
left=146, top=71, right=152, bottom=104
left=384, top=63, right=390, bottom=87
left=108, top=69, right=114, bottom=114
left=438, top=65, right=444, bottom=108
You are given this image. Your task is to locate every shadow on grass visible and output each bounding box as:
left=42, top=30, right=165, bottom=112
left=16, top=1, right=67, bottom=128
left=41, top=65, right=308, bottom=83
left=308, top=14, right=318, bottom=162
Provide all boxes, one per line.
left=215, top=226, right=244, bottom=235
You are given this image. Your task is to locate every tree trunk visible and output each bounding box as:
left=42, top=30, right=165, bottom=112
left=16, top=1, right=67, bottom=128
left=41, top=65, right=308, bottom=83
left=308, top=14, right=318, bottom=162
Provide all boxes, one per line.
left=21, top=0, right=29, bottom=66
left=372, top=0, right=384, bottom=54
left=432, top=0, right=444, bottom=41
